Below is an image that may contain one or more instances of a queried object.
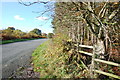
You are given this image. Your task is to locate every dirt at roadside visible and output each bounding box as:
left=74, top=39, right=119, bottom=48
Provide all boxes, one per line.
left=5, top=56, right=40, bottom=79
left=9, top=63, right=40, bottom=79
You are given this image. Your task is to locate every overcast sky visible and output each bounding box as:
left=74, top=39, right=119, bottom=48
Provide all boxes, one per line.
left=1, top=1, right=54, bottom=33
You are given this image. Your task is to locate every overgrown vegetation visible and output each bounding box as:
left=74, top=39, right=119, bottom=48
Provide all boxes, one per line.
left=31, top=1, right=120, bottom=79
left=32, top=34, right=90, bottom=78
left=0, top=27, right=48, bottom=44
left=47, top=33, right=54, bottom=39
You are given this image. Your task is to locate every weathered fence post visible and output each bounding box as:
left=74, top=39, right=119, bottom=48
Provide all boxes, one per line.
left=90, top=45, right=95, bottom=78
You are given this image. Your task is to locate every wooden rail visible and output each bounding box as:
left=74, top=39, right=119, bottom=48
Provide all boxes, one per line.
left=79, top=44, right=93, bottom=49
left=79, top=51, right=93, bottom=56
left=94, top=70, right=120, bottom=79
left=94, top=59, right=120, bottom=67
left=74, top=44, right=93, bottom=49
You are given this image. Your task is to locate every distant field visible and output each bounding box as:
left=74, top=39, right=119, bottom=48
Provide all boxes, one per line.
left=0, top=38, right=46, bottom=44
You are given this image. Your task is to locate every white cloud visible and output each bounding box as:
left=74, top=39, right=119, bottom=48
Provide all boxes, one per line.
left=36, top=17, right=48, bottom=21
left=14, top=15, right=24, bottom=20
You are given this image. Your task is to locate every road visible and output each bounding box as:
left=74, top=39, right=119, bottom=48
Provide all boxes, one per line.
left=0, top=39, right=47, bottom=78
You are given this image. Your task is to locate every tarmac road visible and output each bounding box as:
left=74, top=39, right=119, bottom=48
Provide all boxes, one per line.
left=0, top=39, right=48, bottom=78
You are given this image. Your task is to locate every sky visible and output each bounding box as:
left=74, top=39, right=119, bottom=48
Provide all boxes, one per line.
left=1, top=1, right=54, bottom=34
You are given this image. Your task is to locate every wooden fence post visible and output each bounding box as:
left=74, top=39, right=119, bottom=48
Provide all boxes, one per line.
left=90, top=45, right=95, bottom=78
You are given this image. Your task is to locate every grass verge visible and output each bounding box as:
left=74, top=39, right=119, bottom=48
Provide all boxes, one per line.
left=32, top=40, right=69, bottom=78
left=0, top=38, right=45, bottom=44
left=32, top=39, right=89, bottom=78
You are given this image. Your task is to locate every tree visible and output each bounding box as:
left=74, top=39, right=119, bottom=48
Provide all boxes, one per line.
left=29, top=28, right=41, bottom=36
left=7, top=27, right=15, bottom=30
left=52, top=2, right=120, bottom=59
left=42, top=33, right=47, bottom=37
left=13, top=29, right=26, bottom=39
left=47, top=33, right=54, bottom=38
left=2, top=27, right=16, bottom=40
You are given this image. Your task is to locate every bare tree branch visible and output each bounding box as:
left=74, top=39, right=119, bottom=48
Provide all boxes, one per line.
left=18, top=0, right=48, bottom=6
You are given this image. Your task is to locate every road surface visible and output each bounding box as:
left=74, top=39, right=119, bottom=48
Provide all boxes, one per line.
left=0, top=39, right=47, bottom=78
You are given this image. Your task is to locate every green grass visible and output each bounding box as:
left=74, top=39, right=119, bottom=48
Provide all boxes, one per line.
left=0, top=38, right=45, bottom=44
left=32, top=40, right=66, bottom=78
left=32, top=40, right=87, bottom=78
left=32, top=41, right=49, bottom=77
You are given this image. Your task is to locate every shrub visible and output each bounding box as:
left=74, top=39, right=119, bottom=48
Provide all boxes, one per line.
left=48, top=33, right=54, bottom=38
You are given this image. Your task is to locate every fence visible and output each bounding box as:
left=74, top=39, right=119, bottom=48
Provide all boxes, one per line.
left=76, top=44, right=120, bottom=79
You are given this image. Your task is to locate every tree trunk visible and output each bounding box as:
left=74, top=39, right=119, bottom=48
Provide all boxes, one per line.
left=94, top=39, right=105, bottom=59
